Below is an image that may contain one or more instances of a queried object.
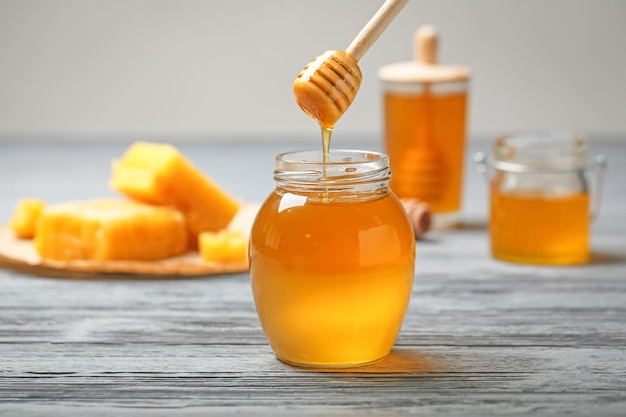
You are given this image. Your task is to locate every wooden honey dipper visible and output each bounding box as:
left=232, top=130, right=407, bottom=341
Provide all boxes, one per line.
left=293, top=0, right=409, bottom=128
left=392, top=26, right=446, bottom=202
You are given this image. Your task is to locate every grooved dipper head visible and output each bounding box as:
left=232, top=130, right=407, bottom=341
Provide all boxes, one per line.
left=293, top=50, right=362, bottom=128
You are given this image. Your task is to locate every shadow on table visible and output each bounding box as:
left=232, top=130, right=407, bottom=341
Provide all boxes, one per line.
left=449, top=220, right=488, bottom=231
left=308, top=348, right=451, bottom=375
left=589, top=250, right=626, bottom=265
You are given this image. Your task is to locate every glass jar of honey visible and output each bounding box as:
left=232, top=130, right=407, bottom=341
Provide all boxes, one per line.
left=475, top=130, right=607, bottom=265
left=249, top=150, right=416, bottom=368
left=378, top=25, right=470, bottom=229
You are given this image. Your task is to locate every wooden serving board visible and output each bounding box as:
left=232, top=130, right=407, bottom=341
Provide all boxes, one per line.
left=0, top=203, right=260, bottom=279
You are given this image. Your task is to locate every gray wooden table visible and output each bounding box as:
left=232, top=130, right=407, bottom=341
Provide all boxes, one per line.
left=1, top=137, right=625, bottom=416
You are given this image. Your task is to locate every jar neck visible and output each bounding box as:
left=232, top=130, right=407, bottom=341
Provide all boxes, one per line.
left=274, top=150, right=391, bottom=201
left=492, top=130, right=588, bottom=173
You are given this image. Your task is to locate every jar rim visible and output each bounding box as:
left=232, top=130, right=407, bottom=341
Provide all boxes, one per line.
left=491, top=130, right=588, bottom=173
left=274, top=149, right=391, bottom=193
left=495, top=129, right=587, bottom=151
left=276, top=149, right=388, bottom=165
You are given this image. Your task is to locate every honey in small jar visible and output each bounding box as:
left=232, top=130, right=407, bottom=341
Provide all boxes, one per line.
left=249, top=150, right=415, bottom=368
left=490, top=189, right=590, bottom=265
left=476, top=130, right=606, bottom=265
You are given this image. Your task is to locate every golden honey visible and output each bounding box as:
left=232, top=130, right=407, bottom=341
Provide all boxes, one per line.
left=383, top=90, right=467, bottom=215
left=249, top=150, right=415, bottom=367
left=490, top=190, right=590, bottom=265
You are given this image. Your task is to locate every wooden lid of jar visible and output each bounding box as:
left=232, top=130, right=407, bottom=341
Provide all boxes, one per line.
left=378, top=25, right=470, bottom=83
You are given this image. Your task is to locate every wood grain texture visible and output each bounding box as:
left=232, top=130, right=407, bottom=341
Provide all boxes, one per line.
left=1, top=138, right=625, bottom=416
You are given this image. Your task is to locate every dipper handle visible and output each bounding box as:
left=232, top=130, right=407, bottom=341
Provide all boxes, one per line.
left=414, top=25, right=438, bottom=64
left=346, top=0, right=410, bottom=62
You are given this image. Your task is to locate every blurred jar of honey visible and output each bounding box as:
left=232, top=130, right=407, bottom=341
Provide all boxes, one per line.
left=476, top=130, right=607, bottom=265
left=249, top=149, right=415, bottom=368
left=378, top=25, right=471, bottom=228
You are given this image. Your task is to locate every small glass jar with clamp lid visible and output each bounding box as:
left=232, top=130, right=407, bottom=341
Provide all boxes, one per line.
left=475, top=130, right=606, bottom=265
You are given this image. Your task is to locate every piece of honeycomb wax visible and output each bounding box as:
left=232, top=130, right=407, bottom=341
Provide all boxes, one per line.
left=110, top=142, right=240, bottom=239
left=35, top=199, right=188, bottom=261
left=9, top=198, right=46, bottom=239
left=198, top=229, right=248, bottom=264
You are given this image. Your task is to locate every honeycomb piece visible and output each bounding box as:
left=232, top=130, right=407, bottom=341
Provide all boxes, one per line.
left=198, top=229, right=248, bottom=264
left=9, top=198, right=46, bottom=239
left=35, top=199, right=188, bottom=261
left=110, top=142, right=240, bottom=240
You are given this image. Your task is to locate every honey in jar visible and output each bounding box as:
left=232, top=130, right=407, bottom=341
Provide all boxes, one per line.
left=490, top=190, right=590, bottom=265
left=378, top=25, right=470, bottom=228
left=383, top=89, right=467, bottom=214
left=476, top=130, right=607, bottom=265
left=249, top=150, right=415, bottom=368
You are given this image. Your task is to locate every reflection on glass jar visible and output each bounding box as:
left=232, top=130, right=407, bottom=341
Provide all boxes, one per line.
left=249, top=150, right=415, bottom=368
left=476, top=130, right=607, bottom=265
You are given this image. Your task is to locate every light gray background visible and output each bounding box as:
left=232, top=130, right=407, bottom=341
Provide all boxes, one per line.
left=1, top=0, right=625, bottom=141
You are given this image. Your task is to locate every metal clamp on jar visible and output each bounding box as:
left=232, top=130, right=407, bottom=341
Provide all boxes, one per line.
left=475, top=130, right=607, bottom=265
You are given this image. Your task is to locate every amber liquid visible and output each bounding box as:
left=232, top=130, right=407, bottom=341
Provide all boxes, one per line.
left=384, top=90, right=467, bottom=216
left=490, top=189, right=590, bottom=265
left=321, top=126, right=332, bottom=164
left=250, top=192, right=415, bottom=367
